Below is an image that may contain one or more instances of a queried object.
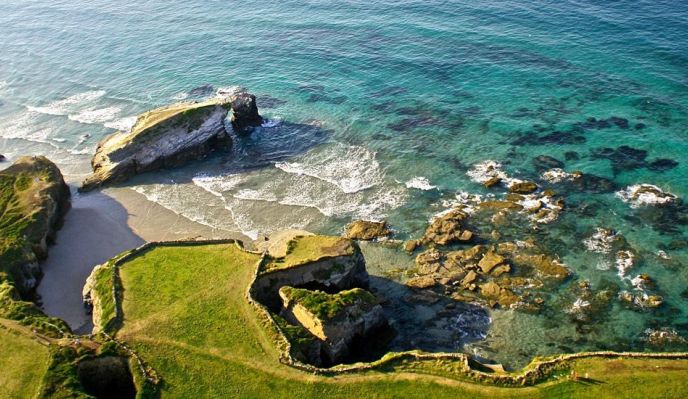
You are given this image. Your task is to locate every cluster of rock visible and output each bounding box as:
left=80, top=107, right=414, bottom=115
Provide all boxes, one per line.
left=406, top=239, right=569, bottom=310
left=81, top=91, right=263, bottom=191
left=404, top=208, right=474, bottom=252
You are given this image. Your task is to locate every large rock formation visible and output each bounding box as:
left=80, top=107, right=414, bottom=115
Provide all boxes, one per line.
left=279, top=286, right=386, bottom=364
left=251, top=236, right=369, bottom=310
left=81, top=93, right=263, bottom=191
left=344, top=220, right=391, bottom=241
left=230, top=92, right=263, bottom=132
left=0, top=156, right=70, bottom=295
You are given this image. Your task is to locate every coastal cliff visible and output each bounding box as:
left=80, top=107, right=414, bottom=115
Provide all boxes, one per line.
left=0, top=156, right=71, bottom=295
left=81, top=93, right=263, bottom=191
left=279, top=286, right=386, bottom=364
left=251, top=235, right=370, bottom=310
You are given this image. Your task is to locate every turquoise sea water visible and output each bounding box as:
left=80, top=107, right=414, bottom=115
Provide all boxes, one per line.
left=1, top=0, right=687, bottom=367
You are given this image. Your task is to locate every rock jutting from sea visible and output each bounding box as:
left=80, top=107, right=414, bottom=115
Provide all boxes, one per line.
left=80, top=91, right=263, bottom=191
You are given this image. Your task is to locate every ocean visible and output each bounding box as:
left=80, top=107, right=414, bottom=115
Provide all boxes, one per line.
left=1, top=0, right=687, bottom=367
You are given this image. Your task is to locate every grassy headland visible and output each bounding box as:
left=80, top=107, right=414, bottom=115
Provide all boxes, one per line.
left=91, top=240, right=688, bottom=398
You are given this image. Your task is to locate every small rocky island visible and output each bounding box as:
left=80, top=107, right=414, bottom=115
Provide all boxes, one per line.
left=80, top=92, right=263, bottom=191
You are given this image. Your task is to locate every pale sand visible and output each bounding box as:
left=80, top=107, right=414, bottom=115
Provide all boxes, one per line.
left=38, top=185, right=249, bottom=332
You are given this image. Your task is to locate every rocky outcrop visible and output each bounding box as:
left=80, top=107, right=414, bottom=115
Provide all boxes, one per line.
left=508, top=181, right=538, bottom=194
left=81, top=97, right=237, bottom=191
left=279, top=286, right=386, bottom=364
left=251, top=236, right=370, bottom=309
left=230, top=92, right=263, bottom=132
left=404, top=208, right=473, bottom=252
left=344, top=220, right=391, bottom=241
left=0, top=156, right=70, bottom=295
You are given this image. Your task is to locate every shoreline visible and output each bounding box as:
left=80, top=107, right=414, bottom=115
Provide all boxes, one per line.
left=37, top=181, right=249, bottom=331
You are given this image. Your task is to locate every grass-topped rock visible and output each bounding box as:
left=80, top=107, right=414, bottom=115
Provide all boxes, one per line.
left=279, top=286, right=386, bottom=364
left=0, top=156, right=70, bottom=296
left=81, top=91, right=264, bottom=191
left=253, top=235, right=369, bottom=309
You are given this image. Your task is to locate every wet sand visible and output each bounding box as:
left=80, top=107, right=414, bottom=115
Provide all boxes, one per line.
left=37, top=185, right=248, bottom=332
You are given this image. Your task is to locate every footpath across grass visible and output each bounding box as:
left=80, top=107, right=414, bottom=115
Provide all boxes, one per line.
left=108, top=242, right=688, bottom=398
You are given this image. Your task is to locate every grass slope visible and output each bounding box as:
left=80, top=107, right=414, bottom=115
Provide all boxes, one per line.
left=0, top=323, right=51, bottom=399
left=112, top=243, right=688, bottom=398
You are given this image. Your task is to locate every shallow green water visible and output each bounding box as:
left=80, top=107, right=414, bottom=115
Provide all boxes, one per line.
left=1, top=0, right=687, bottom=367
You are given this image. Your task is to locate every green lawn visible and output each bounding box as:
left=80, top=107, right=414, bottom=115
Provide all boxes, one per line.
left=0, top=323, right=51, bottom=399
left=264, top=235, right=354, bottom=272
left=109, top=242, right=688, bottom=398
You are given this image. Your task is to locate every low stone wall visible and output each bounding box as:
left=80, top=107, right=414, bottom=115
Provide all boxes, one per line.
left=88, top=238, right=688, bottom=387
left=245, top=253, right=688, bottom=384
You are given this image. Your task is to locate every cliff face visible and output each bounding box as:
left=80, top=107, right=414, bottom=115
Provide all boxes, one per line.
left=251, top=236, right=370, bottom=310
left=279, top=286, right=386, bottom=364
left=0, top=156, right=71, bottom=295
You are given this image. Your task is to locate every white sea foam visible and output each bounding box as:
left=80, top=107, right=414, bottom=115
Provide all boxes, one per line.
left=27, top=90, right=106, bottom=116
left=616, top=184, right=677, bottom=208
left=466, top=160, right=507, bottom=183
left=615, top=250, right=635, bottom=279
left=261, top=118, right=282, bottom=128
left=0, top=111, right=58, bottom=147
left=439, top=191, right=486, bottom=215
left=191, top=173, right=246, bottom=197
left=405, top=176, right=436, bottom=190
left=172, top=92, right=189, bottom=101
left=540, top=168, right=580, bottom=183
left=68, top=106, right=121, bottom=124
left=596, top=259, right=612, bottom=271
left=583, top=228, right=619, bottom=253
left=104, top=116, right=138, bottom=132
left=570, top=298, right=591, bottom=313
left=216, top=86, right=247, bottom=98
left=275, top=143, right=383, bottom=194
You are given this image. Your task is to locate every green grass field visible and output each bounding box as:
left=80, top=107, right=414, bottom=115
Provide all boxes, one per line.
left=109, top=242, right=688, bottom=398
left=0, top=322, right=51, bottom=399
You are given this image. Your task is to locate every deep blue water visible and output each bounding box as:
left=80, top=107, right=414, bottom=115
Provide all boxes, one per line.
left=1, top=0, right=687, bottom=367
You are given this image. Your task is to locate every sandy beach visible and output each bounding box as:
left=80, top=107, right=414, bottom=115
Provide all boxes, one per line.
left=37, top=183, right=248, bottom=332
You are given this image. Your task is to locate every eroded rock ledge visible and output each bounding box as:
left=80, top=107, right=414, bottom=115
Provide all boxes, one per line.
left=80, top=93, right=263, bottom=191
left=279, top=286, right=386, bottom=364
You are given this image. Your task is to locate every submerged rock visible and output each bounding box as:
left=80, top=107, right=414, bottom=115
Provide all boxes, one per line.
left=279, top=286, right=386, bottom=364
left=81, top=98, right=235, bottom=191
left=532, top=155, right=564, bottom=172
left=0, top=156, right=71, bottom=295
left=344, top=220, right=391, bottom=241
left=508, top=181, right=538, bottom=194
